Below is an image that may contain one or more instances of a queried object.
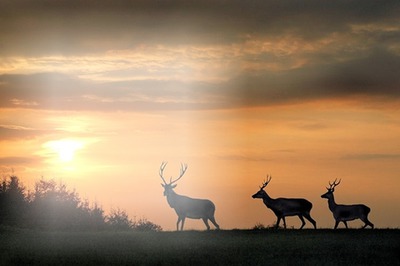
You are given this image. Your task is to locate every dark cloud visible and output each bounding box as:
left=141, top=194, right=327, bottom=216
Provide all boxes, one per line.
left=1, top=47, right=400, bottom=111
left=0, top=0, right=399, bottom=56
left=315, top=49, right=400, bottom=95
left=0, top=1, right=399, bottom=111
left=227, top=49, right=400, bottom=107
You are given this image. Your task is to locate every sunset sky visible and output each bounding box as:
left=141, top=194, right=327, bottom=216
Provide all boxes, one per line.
left=1, top=0, right=399, bottom=230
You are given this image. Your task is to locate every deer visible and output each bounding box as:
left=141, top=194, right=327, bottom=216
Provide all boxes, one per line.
left=159, top=162, right=220, bottom=231
left=321, top=179, right=374, bottom=229
left=252, top=176, right=317, bottom=229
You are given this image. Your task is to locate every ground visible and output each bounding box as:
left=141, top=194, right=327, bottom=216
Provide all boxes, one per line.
left=0, top=227, right=398, bottom=265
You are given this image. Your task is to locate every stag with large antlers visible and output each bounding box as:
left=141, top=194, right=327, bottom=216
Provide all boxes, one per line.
left=252, top=176, right=317, bottom=229
left=321, top=179, right=374, bottom=229
left=159, top=162, right=220, bottom=231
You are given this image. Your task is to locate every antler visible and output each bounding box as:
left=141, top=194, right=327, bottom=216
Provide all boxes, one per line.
left=159, top=162, right=188, bottom=185
left=159, top=161, right=168, bottom=185
left=327, top=178, right=341, bottom=190
left=170, top=163, right=188, bottom=185
left=260, top=175, right=272, bottom=189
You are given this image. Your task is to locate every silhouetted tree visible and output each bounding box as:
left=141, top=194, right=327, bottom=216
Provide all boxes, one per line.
left=0, top=176, right=28, bottom=226
left=0, top=175, right=162, bottom=232
left=29, top=179, right=84, bottom=230
left=106, top=208, right=133, bottom=231
left=79, top=201, right=108, bottom=230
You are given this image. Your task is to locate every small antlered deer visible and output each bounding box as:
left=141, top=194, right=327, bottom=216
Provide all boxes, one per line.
left=159, top=162, right=220, bottom=231
left=252, top=176, right=317, bottom=229
left=321, top=179, right=374, bottom=229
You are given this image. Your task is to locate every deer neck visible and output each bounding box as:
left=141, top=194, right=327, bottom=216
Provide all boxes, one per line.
left=326, top=193, right=337, bottom=212
left=261, top=192, right=274, bottom=207
left=166, top=189, right=180, bottom=208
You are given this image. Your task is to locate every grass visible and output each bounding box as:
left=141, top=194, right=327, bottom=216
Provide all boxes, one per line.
left=0, top=227, right=399, bottom=265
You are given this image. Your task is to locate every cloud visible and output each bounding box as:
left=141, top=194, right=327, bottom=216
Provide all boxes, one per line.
left=225, top=48, right=400, bottom=107
left=0, top=1, right=399, bottom=111
left=1, top=47, right=400, bottom=112
left=0, top=156, right=40, bottom=165
left=0, top=0, right=399, bottom=56
left=0, top=73, right=221, bottom=111
left=216, top=154, right=272, bottom=162
left=0, top=124, right=54, bottom=140
left=314, top=48, right=400, bottom=96
left=342, top=153, right=400, bottom=161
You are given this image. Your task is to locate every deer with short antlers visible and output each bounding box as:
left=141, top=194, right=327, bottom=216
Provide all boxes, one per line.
left=159, top=162, right=220, bottom=231
left=321, top=179, right=374, bottom=229
left=252, top=176, right=317, bottom=229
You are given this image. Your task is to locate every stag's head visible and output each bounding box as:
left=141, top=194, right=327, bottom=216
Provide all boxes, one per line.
left=321, top=178, right=341, bottom=199
left=252, top=175, right=272, bottom=199
left=159, top=162, right=188, bottom=197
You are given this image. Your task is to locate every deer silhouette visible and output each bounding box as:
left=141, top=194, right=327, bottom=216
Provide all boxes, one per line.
left=321, top=179, right=374, bottom=229
left=159, top=162, right=220, bottom=231
left=252, top=176, right=317, bottom=229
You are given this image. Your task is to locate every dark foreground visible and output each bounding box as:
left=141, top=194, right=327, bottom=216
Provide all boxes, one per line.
left=0, top=227, right=399, bottom=265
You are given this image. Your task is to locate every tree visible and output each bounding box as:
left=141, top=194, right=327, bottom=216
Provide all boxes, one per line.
left=0, top=176, right=28, bottom=226
left=106, top=208, right=134, bottom=231
left=79, top=201, right=108, bottom=231
left=0, top=175, right=161, bottom=232
left=29, top=179, right=79, bottom=230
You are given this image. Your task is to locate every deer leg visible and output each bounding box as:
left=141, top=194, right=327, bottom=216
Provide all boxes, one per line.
left=362, top=223, right=367, bottom=229
left=368, top=221, right=374, bottom=229
left=304, top=213, right=317, bottom=229
left=202, top=218, right=211, bottom=230
left=209, top=216, right=220, bottom=230
left=275, top=216, right=281, bottom=229
left=368, top=220, right=374, bottom=229
left=180, top=217, right=186, bottom=231
left=343, top=221, right=348, bottom=229
left=361, top=216, right=374, bottom=229
left=334, top=220, right=340, bottom=229
left=282, top=217, right=287, bottom=229
left=298, top=215, right=306, bottom=229
left=362, top=220, right=374, bottom=229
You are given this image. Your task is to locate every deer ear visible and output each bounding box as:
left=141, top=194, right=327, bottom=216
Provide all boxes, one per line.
left=161, top=183, right=165, bottom=187
left=172, top=184, right=177, bottom=188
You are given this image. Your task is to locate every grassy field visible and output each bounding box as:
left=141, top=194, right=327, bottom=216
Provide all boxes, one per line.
left=0, top=227, right=399, bottom=265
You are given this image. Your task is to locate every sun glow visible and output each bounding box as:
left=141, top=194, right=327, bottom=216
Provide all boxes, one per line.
left=45, top=139, right=84, bottom=162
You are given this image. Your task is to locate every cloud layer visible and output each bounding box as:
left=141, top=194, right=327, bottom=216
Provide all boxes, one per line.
left=0, top=0, right=399, bottom=111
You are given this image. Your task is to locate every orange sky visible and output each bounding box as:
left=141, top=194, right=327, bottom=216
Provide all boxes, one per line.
left=1, top=1, right=400, bottom=230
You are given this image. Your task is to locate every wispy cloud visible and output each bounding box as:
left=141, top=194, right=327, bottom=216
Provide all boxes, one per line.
left=0, top=156, right=41, bottom=165
left=0, top=124, right=54, bottom=140
left=216, top=154, right=272, bottom=162
left=342, top=153, right=400, bottom=161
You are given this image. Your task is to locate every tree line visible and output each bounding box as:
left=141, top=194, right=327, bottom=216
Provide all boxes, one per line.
left=0, top=175, right=162, bottom=232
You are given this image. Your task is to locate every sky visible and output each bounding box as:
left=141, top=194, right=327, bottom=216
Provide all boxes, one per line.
left=1, top=0, right=400, bottom=230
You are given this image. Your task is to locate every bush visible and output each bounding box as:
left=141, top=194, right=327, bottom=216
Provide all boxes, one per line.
left=106, top=208, right=134, bottom=231
left=252, top=222, right=284, bottom=230
left=133, top=217, right=163, bottom=232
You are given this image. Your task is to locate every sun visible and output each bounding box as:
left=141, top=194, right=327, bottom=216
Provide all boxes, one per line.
left=45, top=139, right=84, bottom=162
